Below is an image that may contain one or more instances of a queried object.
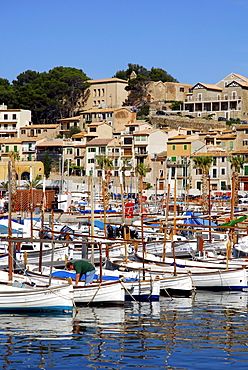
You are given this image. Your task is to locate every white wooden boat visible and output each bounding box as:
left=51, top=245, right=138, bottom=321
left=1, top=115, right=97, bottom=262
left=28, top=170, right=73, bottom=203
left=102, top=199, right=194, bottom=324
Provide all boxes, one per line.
left=105, top=258, right=248, bottom=291
left=73, top=280, right=125, bottom=305
left=16, top=269, right=125, bottom=305
left=0, top=280, right=74, bottom=313
left=134, top=251, right=245, bottom=270
left=159, top=274, right=193, bottom=297
left=0, top=240, right=69, bottom=266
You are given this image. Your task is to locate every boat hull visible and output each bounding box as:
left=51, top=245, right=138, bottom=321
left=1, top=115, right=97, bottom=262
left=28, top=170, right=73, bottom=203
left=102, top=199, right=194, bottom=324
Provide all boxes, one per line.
left=73, top=280, right=125, bottom=305
left=0, top=284, right=74, bottom=313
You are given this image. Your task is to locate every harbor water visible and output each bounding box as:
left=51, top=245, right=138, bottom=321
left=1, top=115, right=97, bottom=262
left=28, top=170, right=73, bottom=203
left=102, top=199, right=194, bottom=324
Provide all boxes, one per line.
left=0, top=291, right=248, bottom=369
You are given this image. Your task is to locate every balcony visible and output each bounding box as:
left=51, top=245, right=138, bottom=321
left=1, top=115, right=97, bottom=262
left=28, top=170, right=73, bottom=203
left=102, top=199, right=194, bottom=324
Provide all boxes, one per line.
left=135, top=150, right=148, bottom=157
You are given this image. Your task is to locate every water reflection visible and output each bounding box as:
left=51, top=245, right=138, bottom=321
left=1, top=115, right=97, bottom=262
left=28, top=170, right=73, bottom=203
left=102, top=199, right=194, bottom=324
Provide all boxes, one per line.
left=0, top=292, right=247, bottom=369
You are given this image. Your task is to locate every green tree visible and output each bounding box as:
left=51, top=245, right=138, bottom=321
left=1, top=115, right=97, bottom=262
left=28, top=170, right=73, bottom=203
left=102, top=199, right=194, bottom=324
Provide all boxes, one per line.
left=1, top=67, right=90, bottom=124
left=43, top=150, right=52, bottom=178
left=24, top=175, right=43, bottom=189
left=68, top=126, right=81, bottom=137
left=229, top=156, right=245, bottom=206
left=114, top=64, right=178, bottom=106
left=193, top=156, right=213, bottom=214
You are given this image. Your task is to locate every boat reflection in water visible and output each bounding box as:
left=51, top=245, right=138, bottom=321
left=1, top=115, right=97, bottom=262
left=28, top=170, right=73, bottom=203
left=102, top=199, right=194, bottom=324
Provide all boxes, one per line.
left=0, top=292, right=247, bottom=369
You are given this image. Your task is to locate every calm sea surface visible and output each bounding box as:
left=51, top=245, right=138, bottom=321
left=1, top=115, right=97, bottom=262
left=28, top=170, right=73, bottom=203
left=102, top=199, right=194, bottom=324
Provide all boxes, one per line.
left=0, top=291, right=248, bottom=369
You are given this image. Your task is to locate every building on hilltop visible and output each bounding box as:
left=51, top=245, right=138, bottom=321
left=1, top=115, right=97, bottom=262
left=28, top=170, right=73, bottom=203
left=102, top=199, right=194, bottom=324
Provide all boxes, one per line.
left=183, top=73, right=248, bottom=121
left=79, top=78, right=128, bottom=111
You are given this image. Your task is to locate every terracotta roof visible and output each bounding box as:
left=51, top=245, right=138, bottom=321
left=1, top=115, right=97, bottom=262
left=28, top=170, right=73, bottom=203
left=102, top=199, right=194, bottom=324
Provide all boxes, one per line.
left=227, top=80, right=248, bottom=88
left=36, top=140, right=63, bottom=147
left=193, top=83, right=222, bottom=91
left=72, top=132, right=87, bottom=138
left=133, top=129, right=154, bottom=135
left=57, top=116, right=81, bottom=122
left=231, top=73, right=248, bottom=83
left=216, top=134, right=236, bottom=139
left=87, top=78, right=127, bottom=84
left=107, top=138, right=121, bottom=147
left=192, top=151, right=231, bottom=157
left=86, top=138, right=113, bottom=146
left=20, top=124, right=59, bottom=129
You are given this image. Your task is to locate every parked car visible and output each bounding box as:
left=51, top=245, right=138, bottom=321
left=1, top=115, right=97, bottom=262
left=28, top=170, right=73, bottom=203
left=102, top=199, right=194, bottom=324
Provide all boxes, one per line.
left=241, top=120, right=247, bottom=124
left=218, top=117, right=226, bottom=121
left=156, top=110, right=168, bottom=115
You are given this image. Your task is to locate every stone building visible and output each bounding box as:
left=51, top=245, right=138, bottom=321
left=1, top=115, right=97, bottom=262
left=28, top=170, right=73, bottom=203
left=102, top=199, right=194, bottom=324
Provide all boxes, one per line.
left=183, top=73, right=248, bottom=121
left=81, top=78, right=128, bottom=110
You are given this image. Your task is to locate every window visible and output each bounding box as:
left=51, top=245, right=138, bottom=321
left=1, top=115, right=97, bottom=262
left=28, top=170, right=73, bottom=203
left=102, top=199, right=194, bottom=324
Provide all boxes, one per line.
left=67, top=149, right=73, bottom=154
left=221, top=168, right=225, bottom=175
left=4, top=114, right=8, bottom=120
left=221, top=181, right=226, bottom=190
left=102, top=88, right=105, bottom=96
left=12, top=114, right=17, bottom=119
left=229, top=141, right=234, bottom=149
left=88, top=159, right=94, bottom=163
left=88, top=148, right=96, bottom=152
left=245, top=129, right=248, bottom=134
left=197, top=181, right=201, bottom=190
left=179, top=87, right=184, bottom=92
left=89, top=127, right=96, bottom=132
left=224, top=94, right=228, bottom=100
left=171, top=167, right=175, bottom=178
left=99, top=147, right=105, bottom=154
left=232, top=91, right=237, bottom=99
left=213, top=157, right=217, bottom=165
left=98, top=89, right=100, bottom=96
left=172, top=145, right=176, bottom=150
left=243, top=141, right=248, bottom=146
left=183, top=145, right=187, bottom=150
left=93, top=89, right=96, bottom=97
left=5, top=146, right=9, bottom=153
left=198, top=93, right=202, bottom=101
left=196, top=168, right=202, bottom=175
left=212, top=168, right=217, bottom=178
left=124, top=137, right=132, bottom=145
left=21, top=130, right=26, bottom=135
left=93, top=101, right=97, bottom=105
left=171, top=157, right=176, bottom=162
left=135, top=135, right=141, bottom=141
left=222, top=142, right=226, bottom=148
left=221, top=157, right=225, bottom=162
left=28, top=154, right=32, bottom=161
left=14, top=146, right=18, bottom=152
left=245, top=166, right=248, bottom=175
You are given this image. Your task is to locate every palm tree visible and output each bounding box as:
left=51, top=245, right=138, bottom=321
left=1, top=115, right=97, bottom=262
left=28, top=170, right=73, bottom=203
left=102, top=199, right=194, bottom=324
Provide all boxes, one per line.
left=8, top=151, right=20, bottom=212
left=97, top=156, right=113, bottom=236
left=135, top=163, right=149, bottom=214
left=121, top=158, right=129, bottom=193
left=193, top=156, right=213, bottom=214
left=229, top=156, right=245, bottom=207
left=23, top=175, right=43, bottom=190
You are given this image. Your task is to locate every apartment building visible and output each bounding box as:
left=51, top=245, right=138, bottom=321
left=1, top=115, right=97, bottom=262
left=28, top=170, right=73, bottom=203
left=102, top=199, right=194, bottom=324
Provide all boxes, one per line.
left=0, top=104, right=31, bottom=138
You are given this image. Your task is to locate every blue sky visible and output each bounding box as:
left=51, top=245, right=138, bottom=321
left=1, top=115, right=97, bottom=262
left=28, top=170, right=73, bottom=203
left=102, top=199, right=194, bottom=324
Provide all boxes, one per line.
left=1, top=0, right=248, bottom=85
